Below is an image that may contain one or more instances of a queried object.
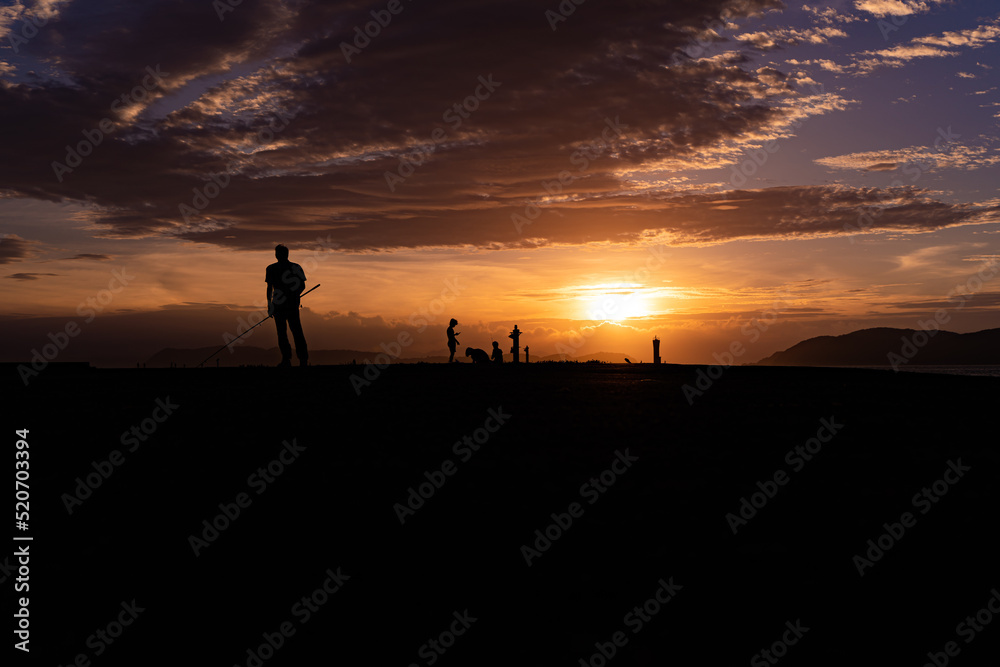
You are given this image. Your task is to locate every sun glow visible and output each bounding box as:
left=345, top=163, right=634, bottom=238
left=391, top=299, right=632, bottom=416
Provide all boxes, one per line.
left=580, top=284, right=654, bottom=321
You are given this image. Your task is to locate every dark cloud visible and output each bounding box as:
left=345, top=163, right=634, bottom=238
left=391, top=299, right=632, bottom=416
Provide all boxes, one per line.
left=887, top=292, right=1000, bottom=311
left=5, top=272, right=58, bottom=281
left=63, top=253, right=113, bottom=261
left=0, top=235, right=38, bottom=264
left=16, top=0, right=979, bottom=254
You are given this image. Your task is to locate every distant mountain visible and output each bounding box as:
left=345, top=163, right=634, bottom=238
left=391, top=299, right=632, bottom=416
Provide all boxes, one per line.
left=144, top=347, right=637, bottom=367
left=535, top=351, right=641, bottom=363
left=753, top=327, right=1000, bottom=367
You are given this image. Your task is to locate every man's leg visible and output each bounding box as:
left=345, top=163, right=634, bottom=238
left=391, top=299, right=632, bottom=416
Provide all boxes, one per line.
left=287, top=309, right=309, bottom=364
left=273, top=312, right=292, bottom=364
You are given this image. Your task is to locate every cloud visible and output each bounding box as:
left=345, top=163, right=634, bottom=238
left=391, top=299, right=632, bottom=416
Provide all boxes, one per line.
left=802, top=5, right=860, bottom=24
left=1, top=0, right=988, bottom=256
left=887, top=292, right=1000, bottom=311
left=0, top=234, right=39, bottom=264
left=735, top=25, right=848, bottom=50
left=916, top=23, right=1000, bottom=48
left=853, top=0, right=948, bottom=18
left=5, top=272, right=58, bottom=280
left=5, top=0, right=855, bottom=253
left=864, top=163, right=901, bottom=171
left=63, top=253, right=113, bottom=261
left=814, top=140, right=1000, bottom=172
left=852, top=20, right=1000, bottom=72
left=592, top=185, right=1000, bottom=245
left=786, top=58, right=847, bottom=73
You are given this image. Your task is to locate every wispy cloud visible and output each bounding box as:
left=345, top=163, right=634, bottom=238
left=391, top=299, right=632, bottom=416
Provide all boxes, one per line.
left=853, top=0, right=949, bottom=18
left=815, top=140, right=1000, bottom=172
left=0, top=234, right=39, bottom=264
left=5, top=272, right=58, bottom=281
left=803, top=5, right=861, bottom=24
left=63, top=253, right=112, bottom=261
left=852, top=20, right=1000, bottom=72
left=735, top=25, right=848, bottom=50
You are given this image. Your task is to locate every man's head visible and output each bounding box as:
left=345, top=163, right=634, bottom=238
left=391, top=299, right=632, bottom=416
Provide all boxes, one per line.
left=275, top=244, right=289, bottom=261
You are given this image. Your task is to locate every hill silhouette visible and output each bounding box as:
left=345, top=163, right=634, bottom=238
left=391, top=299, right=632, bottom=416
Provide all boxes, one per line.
left=754, top=327, right=1000, bottom=366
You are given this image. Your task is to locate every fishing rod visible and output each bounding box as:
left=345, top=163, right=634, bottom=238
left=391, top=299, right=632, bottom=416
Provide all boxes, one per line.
left=197, top=284, right=321, bottom=368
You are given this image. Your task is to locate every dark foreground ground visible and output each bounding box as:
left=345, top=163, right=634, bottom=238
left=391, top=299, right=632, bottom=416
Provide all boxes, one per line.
left=7, top=363, right=1000, bottom=665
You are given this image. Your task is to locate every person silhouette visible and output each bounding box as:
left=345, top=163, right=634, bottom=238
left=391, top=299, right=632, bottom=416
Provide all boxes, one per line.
left=447, top=318, right=460, bottom=363
left=266, top=244, right=309, bottom=367
left=466, top=347, right=490, bottom=364
left=491, top=341, right=503, bottom=363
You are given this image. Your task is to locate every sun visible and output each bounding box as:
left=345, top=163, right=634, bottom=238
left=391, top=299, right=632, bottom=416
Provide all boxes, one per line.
left=581, top=284, right=653, bottom=321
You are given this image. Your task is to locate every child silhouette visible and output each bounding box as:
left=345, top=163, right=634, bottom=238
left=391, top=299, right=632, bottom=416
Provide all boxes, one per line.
left=447, top=318, right=460, bottom=363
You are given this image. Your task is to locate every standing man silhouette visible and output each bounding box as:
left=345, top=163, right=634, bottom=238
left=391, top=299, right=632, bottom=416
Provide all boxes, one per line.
left=447, top=318, right=460, bottom=363
left=266, top=244, right=309, bottom=367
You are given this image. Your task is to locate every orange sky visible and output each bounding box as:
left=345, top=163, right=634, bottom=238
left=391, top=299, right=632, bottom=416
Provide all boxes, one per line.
left=5, top=194, right=999, bottom=365
left=2, top=0, right=999, bottom=365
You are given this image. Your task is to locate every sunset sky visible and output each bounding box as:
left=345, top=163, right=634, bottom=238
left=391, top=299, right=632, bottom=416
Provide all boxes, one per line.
left=2, top=0, right=999, bottom=365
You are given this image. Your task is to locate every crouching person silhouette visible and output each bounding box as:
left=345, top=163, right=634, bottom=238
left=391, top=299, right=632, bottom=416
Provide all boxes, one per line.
left=266, top=244, right=309, bottom=367
left=466, top=347, right=491, bottom=364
